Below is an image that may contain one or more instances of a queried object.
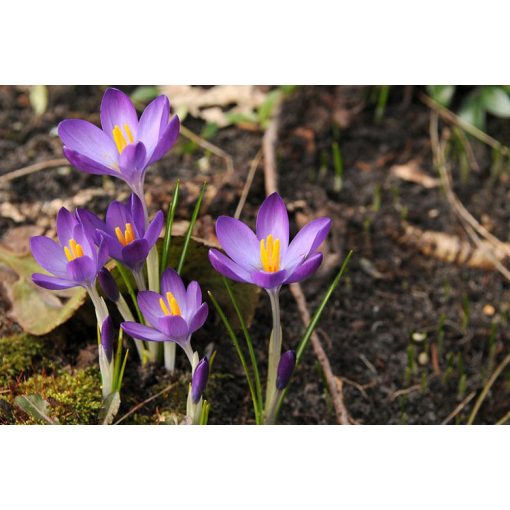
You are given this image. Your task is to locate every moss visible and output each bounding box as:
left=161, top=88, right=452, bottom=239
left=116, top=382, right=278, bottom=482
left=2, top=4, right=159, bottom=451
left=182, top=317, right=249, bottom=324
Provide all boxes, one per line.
left=0, top=333, right=48, bottom=387
left=15, top=368, right=102, bottom=425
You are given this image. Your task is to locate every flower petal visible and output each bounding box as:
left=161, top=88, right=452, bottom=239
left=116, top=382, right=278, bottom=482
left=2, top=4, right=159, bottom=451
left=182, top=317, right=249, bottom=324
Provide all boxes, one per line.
left=121, top=321, right=169, bottom=342
left=148, top=115, right=180, bottom=165
left=120, top=239, right=149, bottom=270
left=283, top=252, right=323, bottom=284
left=137, top=290, right=166, bottom=327
left=59, top=119, right=118, bottom=169
left=208, top=249, right=252, bottom=284
left=66, top=256, right=97, bottom=284
left=32, top=273, right=78, bottom=290
left=56, top=208, right=78, bottom=245
left=186, top=281, right=202, bottom=316
left=250, top=269, right=287, bottom=290
left=30, top=236, right=67, bottom=277
left=129, top=193, right=146, bottom=238
left=118, top=142, right=147, bottom=186
left=216, top=216, right=260, bottom=270
left=106, top=200, right=131, bottom=233
left=63, top=147, right=119, bottom=177
left=189, top=303, right=208, bottom=333
left=144, top=210, right=163, bottom=248
left=76, top=208, right=107, bottom=244
left=100, top=88, right=139, bottom=141
left=157, top=314, right=189, bottom=340
left=160, top=268, right=187, bottom=307
left=255, top=192, right=289, bottom=255
left=284, top=217, right=331, bottom=271
left=137, top=95, right=170, bottom=159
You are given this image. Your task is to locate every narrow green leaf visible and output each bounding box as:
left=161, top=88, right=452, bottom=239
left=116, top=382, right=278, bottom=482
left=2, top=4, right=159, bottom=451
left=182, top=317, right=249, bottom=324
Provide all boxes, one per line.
left=160, top=180, right=180, bottom=275
left=177, top=181, right=207, bottom=275
left=14, top=394, right=59, bottom=424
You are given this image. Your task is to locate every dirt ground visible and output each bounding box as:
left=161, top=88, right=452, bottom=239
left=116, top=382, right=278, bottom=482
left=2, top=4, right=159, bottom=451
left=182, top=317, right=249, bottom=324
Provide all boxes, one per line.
left=1, top=85, right=509, bottom=424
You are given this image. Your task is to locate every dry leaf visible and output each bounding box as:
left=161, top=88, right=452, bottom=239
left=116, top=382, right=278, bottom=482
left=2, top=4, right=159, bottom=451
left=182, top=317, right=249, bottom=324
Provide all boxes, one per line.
left=390, top=161, right=439, bottom=189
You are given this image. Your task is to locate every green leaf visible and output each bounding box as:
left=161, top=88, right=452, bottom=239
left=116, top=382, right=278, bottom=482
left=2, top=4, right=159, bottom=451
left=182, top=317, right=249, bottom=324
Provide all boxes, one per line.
left=130, top=86, right=160, bottom=105
left=29, top=85, right=48, bottom=116
left=0, top=246, right=87, bottom=335
left=481, top=86, right=510, bottom=117
left=14, top=394, right=59, bottom=424
left=99, top=391, right=121, bottom=425
left=427, top=85, right=455, bottom=107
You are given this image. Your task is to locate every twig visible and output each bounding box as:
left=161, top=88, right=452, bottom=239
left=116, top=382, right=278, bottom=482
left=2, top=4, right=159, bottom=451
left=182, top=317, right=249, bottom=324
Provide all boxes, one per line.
left=114, top=382, right=178, bottom=425
left=180, top=125, right=234, bottom=175
left=0, top=158, right=69, bottom=186
left=389, top=384, right=421, bottom=402
left=234, top=148, right=263, bottom=219
left=441, top=391, right=476, bottom=425
left=467, top=353, right=510, bottom=425
left=420, top=92, right=510, bottom=157
left=496, top=408, right=510, bottom=425
left=261, top=100, right=352, bottom=425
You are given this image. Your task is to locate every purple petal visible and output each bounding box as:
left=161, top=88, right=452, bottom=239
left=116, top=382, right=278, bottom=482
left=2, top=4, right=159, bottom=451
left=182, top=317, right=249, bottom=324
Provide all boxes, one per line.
left=191, top=357, right=209, bottom=404
left=160, top=268, right=187, bottom=307
left=121, top=321, right=169, bottom=343
left=137, top=95, right=170, bottom=159
left=120, top=239, right=149, bottom=270
left=137, top=290, right=165, bottom=327
left=255, top=192, right=289, bottom=256
left=208, top=249, right=252, bottom=284
left=106, top=200, right=131, bottom=233
left=66, top=256, right=97, bottom=284
left=284, top=217, right=331, bottom=271
left=148, top=115, right=180, bottom=165
left=250, top=269, right=287, bottom=290
left=118, top=142, right=147, bottom=185
left=72, top=224, right=96, bottom=260
left=100, top=88, right=139, bottom=141
left=32, top=273, right=78, bottom=290
left=96, top=237, right=110, bottom=268
left=216, top=216, right=260, bottom=270
left=189, top=303, right=208, bottom=333
left=100, top=316, right=114, bottom=362
left=76, top=208, right=107, bottom=245
left=157, top=315, right=189, bottom=340
left=30, top=236, right=68, bottom=277
left=56, top=208, right=78, bottom=245
left=284, top=252, right=323, bottom=284
left=101, top=233, right=123, bottom=261
left=59, top=119, right=118, bottom=169
left=63, top=147, right=119, bottom=177
left=143, top=210, right=163, bottom=248
left=186, top=281, right=202, bottom=315
left=129, top=193, right=146, bottom=238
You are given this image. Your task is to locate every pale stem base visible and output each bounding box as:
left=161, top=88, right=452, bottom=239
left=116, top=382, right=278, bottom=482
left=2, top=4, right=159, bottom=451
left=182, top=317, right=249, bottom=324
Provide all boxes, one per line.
left=116, top=294, right=146, bottom=362
left=265, top=288, right=282, bottom=413
left=164, top=342, right=176, bottom=372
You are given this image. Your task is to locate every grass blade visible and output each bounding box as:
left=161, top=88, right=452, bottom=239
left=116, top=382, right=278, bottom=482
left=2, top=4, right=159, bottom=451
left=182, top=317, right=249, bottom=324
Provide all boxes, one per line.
left=160, top=180, right=180, bottom=274
left=177, top=181, right=207, bottom=275
left=208, top=290, right=261, bottom=424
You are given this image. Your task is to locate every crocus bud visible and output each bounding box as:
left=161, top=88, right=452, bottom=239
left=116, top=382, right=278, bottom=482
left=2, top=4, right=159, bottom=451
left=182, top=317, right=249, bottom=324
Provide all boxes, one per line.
left=101, top=316, right=114, bottom=363
left=191, top=357, right=209, bottom=404
left=98, top=268, right=119, bottom=302
left=276, top=350, right=296, bottom=390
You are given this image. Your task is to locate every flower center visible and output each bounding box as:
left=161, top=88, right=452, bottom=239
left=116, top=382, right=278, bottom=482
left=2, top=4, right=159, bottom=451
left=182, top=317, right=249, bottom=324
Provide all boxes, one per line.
left=115, top=223, right=135, bottom=246
left=64, top=239, right=84, bottom=261
left=159, top=291, right=181, bottom=316
left=112, top=124, right=134, bottom=154
left=260, top=234, right=280, bottom=273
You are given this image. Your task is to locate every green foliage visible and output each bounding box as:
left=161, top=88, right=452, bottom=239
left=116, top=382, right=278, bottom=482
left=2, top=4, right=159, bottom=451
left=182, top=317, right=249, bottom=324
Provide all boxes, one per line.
left=0, top=333, right=48, bottom=386
left=130, top=86, right=160, bottom=106
left=427, top=85, right=456, bottom=107
left=15, top=368, right=102, bottom=424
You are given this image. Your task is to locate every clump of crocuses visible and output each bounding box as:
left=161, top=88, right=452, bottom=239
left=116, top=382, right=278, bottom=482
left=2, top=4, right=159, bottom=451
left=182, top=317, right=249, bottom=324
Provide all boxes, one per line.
left=30, top=87, right=211, bottom=424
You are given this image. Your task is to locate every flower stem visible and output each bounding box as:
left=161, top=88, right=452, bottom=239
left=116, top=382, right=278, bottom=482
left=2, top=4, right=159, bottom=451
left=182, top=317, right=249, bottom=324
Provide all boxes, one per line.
left=116, top=295, right=146, bottom=362
left=147, top=245, right=160, bottom=292
left=164, top=342, right=176, bottom=372
left=87, top=283, right=109, bottom=324
left=265, top=288, right=282, bottom=413
left=264, top=388, right=282, bottom=425
left=132, top=270, right=146, bottom=291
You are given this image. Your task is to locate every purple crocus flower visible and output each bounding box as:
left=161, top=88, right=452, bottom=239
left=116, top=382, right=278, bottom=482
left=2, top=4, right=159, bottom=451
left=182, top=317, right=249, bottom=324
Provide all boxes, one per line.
left=208, top=192, right=331, bottom=290
left=191, top=357, right=209, bottom=404
left=100, top=315, right=114, bottom=363
left=58, top=88, right=180, bottom=197
left=98, top=268, right=119, bottom=302
left=121, top=268, right=208, bottom=363
left=77, top=193, right=163, bottom=273
left=276, top=350, right=296, bottom=390
left=30, top=207, right=108, bottom=290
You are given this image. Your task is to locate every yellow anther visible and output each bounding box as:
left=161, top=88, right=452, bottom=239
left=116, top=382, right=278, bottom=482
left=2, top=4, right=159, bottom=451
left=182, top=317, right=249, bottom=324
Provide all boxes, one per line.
left=64, top=239, right=84, bottom=261
left=124, top=123, right=134, bottom=143
left=112, top=125, right=128, bottom=154
left=260, top=235, right=281, bottom=273
left=115, top=223, right=136, bottom=246
left=159, top=291, right=181, bottom=317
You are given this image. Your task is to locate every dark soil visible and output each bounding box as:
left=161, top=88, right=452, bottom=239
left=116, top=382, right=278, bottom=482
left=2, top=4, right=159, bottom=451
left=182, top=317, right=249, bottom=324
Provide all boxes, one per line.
left=1, top=85, right=509, bottom=424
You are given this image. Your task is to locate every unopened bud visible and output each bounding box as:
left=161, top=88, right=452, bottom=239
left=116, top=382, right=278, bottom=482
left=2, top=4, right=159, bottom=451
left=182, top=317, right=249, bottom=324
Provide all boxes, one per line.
left=276, top=350, right=296, bottom=390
